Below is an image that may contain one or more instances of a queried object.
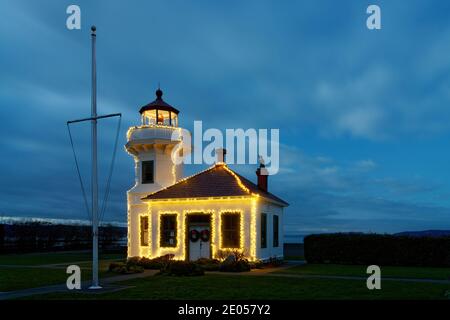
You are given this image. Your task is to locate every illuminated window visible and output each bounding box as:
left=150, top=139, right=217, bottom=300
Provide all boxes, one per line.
left=261, top=213, right=267, bottom=248
left=160, top=214, right=177, bottom=247
left=221, top=212, right=240, bottom=248
left=273, top=215, right=279, bottom=247
left=140, top=216, right=149, bottom=246
left=142, top=160, right=154, bottom=184
left=157, top=113, right=164, bottom=124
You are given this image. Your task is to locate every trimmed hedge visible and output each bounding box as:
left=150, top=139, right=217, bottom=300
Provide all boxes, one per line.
left=304, top=233, right=450, bottom=267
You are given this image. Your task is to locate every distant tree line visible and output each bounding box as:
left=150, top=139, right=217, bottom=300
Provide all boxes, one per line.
left=0, top=222, right=126, bottom=254
left=304, top=233, right=450, bottom=267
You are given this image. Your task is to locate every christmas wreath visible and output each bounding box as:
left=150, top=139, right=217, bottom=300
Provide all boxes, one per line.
left=189, top=229, right=200, bottom=242
left=200, top=229, right=210, bottom=242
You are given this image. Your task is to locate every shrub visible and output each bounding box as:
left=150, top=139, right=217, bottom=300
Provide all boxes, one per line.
left=159, top=261, right=204, bottom=276
left=126, top=254, right=174, bottom=270
left=249, top=261, right=264, bottom=269
left=194, top=258, right=221, bottom=271
left=108, top=262, right=124, bottom=272
left=265, top=257, right=284, bottom=267
left=137, top=257, right=164, bottom=270
left=216, top=249, right=248, bottom=261
left=219, top=259, right=251, bottom=272
left=126, top=257, right=140, bottom=267
left=109, top=261, right=144, bottom=274
left=304, top=233, right=450, bottom=267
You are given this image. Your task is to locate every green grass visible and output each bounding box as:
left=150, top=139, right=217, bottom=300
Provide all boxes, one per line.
left=277, top=264, right=450, bottom=280
left=0, top=267, right=70, bottom=291
left=0, top=251, right=125, bottom=291
left=0, top=265, right=118, bottom=292
left=0, top=251, right=125, bottom=266
left=24, top=274, right=450, bottom=300
left=3, top=252, right=450, bottom=300
left=284, top=255, right=304, bottom=261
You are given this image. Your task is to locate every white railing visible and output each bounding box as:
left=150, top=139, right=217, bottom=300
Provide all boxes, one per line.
left=127, top=125, right=180, bottom=142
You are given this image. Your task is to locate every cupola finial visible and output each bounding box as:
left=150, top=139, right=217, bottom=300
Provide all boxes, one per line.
left=156, top=86, right=163, bottom=99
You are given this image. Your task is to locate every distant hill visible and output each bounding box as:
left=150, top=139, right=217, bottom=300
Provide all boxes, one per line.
left=394, top=230, right=450, bottom=237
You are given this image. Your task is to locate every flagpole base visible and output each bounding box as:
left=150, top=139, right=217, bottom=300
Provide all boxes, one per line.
left=88, top=285, right=103, bottom=290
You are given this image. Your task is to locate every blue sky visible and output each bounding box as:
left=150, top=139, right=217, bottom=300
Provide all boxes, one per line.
left=1, top=0, right=450, bottom=235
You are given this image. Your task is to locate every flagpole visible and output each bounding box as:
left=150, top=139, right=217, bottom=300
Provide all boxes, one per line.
left=89, top=25, right=101, bottom=290
left=66, top=26, right=121, bottom=290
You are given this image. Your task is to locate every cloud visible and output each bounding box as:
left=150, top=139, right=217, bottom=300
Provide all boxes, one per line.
left=0, top=0, right=450, bottom=236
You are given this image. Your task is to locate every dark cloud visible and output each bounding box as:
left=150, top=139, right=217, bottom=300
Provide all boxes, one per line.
left=1, top=0, right=450, bottom=234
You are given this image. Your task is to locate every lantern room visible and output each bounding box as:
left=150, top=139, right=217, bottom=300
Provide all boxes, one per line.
left=139, top=89, right=179, bottom=127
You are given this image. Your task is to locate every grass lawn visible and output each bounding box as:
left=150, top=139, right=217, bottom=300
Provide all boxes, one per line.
left=3, top=252, right=450, bottom=299
left=277, top=264, right=450, bottom=280
left=0, top=266, right=117, bottom=292
left=0, top=251, right=124, bottom=266
left=24, top=274, right=450, bottom=300
left=284, top=255, right=304, bottom=261
left=0, top=251, right=125, bottom=291
left=0, top=267, right=70, bottom=292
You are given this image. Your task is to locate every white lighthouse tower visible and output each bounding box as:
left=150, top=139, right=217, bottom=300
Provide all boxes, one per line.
left=125, top=88, right=185, bottom=257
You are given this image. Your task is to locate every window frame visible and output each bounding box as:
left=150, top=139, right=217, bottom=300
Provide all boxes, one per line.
left=260, top=213, right=267, bottom=248
left=160, top=214, right=177, bottom=248
left=273, top=215, right=279, bottom=248
left=221, top=212, right=241, bottom=249
left=141, top=160, right=154, bottom=184
left=140, top=215, right=149, bottom=247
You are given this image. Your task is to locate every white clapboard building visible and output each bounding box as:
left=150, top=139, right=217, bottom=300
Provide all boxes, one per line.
left=125, top=89, right=288, bottom=261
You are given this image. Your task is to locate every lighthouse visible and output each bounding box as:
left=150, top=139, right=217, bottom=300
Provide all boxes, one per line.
left=126, top=88, right=288, bottom=262
left=126, top=88, right=185, bottom=257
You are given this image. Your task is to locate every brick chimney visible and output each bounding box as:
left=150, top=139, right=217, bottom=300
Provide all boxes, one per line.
left=256, top=162, right=268, bottom=192
left=216, top=148, right=226, bottom=163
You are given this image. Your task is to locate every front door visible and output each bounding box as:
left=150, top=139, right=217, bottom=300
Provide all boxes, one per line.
left=188, top=223, right=210, bottom=261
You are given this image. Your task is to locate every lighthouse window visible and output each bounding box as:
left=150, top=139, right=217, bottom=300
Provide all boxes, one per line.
left=221, top=212, right=240, bottom=248
left=157, top=113, right=164, bottom=124
left=142, top=160, right=154, bottom=184
left=160, top=214, right=177, bottom=247
left=140, top=216, right=149, bottom=247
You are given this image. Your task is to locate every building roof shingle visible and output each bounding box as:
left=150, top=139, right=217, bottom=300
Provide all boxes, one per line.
left=142, top=163, right=289, bottom=206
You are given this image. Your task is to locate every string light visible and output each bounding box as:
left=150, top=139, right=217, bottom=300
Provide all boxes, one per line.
left=132, top=160, right=264, bottom=261
left=250, top=196, right=258, bottom=260
left=126, top=124, right=181, bottom=141
left=142, top=164, right=222, bottom=199
left=138, top=213, right=151, bottom=257
left=171, top=128, right=183, bottom=185
left=143, top=162, right=257, bottom=201
left=218, top=209, right=244, bottom=253
left=155, top=211, right=183, bottom=260
left=182, top=209, right=216, bottom=260
left=138, top=199, right=256, bottom=261
left=127, top=195, right=131, bottom=258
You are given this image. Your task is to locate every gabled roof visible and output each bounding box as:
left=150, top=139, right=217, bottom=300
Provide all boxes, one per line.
left=142, top=163, right=289, bottom=206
